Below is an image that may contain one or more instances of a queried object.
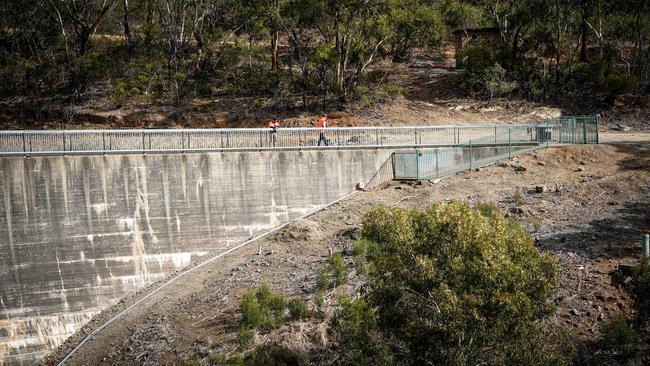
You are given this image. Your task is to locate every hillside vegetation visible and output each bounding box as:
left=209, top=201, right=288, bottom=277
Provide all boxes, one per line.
left=1, top=0, right=649, bottom=128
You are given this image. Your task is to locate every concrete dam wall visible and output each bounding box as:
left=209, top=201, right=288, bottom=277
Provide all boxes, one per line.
left=0, top=149, right=392, bottom=365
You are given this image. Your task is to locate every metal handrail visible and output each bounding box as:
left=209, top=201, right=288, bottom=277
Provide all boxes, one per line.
left=0, top=118, right=598, bottom=156
left=0, top=124, right=548, bottom=134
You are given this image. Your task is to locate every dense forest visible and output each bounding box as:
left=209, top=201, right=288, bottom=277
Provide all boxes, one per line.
left=0, top=0, right=648, bottom=114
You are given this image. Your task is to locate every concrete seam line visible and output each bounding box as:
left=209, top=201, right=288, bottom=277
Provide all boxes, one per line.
left=56, top=191, right=358, bottom=366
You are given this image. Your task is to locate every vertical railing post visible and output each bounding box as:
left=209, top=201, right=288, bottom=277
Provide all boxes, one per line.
left=415, top=150, right=420, bottom=180
left=62, top=131, right=66, bottom=153
left=572, top=116, right=576, bottom=144
left=414, top=128, right=418, bottom=145
left=643, top=234, right=649, bottom=258
left=494, top=126, right=497, bottom=144
left=375, top=129, right=379, bottom=145
left=508, top=128, right=512, bottom=159
left=22, top=132, right=26, bottom=154
left=469, top=141, right=473, bottom=170
left=102, top=132, right=106, bottom=151
left=596, top=115, right=600, bottom=144
left=141, top=131, right=145, bottom=151
left=582, top=117, right=587, bottom=144
left=435, top=149, right=439, bottom=178
left=546, top=120, right=550, bottom=148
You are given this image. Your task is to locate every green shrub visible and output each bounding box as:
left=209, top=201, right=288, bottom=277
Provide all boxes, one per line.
left=329, top=298, right=394, bottom=366
left=632, top=258, right=650, bottom=324
left=180, top=358, right=202, bottom=366
left=457, top=47, right=517, bottom=99
left=332, top=202, right=564, bottom=365
left=330, top=252, right=348, bottom=286
left=601, top=314, right=636, bottom=346
left=314, top=290, right=324, bottom=307
left=213, top=345, right=308, bottom=366
left=240, top=284, right=287, bottom=331
left=376, top=84, right=405, bottom=101
left=288, top=298, right=310, bottom=320
left=603, top=73, right=638, bottom=99
left=237, top=327, right=256, bottom=349
left=457, top=46, right=494, bottom=72
left=315, top=252, right=349, bottom=291
left=316, top=268, right=330, bottom=291
left=352, top=240, right=374, bottom=276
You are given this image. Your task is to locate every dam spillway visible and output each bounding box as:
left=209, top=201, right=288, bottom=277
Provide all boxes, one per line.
left=0, top=149, right=392, bottom=365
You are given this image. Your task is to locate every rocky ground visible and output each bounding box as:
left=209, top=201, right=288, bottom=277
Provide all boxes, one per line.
left=43, top=132, right=650, bottom=365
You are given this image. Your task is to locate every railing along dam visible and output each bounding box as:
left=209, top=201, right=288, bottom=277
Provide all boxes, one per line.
left=0, top=118, right=598, bottom=365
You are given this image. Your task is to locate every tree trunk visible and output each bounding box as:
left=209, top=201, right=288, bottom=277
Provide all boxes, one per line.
left=271, top=30, right=279, bottom=72
left=123, top=0, right=132, bottom=46
left=579, top=20, right=588, bottom=62
left=510, top=29, right=520, bottom=70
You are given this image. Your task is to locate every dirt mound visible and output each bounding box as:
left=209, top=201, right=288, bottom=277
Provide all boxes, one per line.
left=276, top=219, right=324, bottom=242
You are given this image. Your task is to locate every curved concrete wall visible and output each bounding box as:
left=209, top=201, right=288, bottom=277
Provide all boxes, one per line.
left=0, top=149, right=392, bottom=365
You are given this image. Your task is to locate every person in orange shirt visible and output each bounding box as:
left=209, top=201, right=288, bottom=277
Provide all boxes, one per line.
left=317, top=113, right=328, bottom=146
left=267, top=118, right=280, bottom=146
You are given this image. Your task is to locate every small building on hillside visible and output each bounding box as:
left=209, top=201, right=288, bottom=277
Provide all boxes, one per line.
left=453, top=28, right=501, bottom=67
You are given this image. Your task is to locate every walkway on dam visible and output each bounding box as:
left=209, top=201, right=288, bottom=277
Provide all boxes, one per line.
left=0, top=116, right=597, bottom=156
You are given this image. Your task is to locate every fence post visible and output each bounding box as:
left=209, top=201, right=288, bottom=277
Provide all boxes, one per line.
left=22, top=132, right=26, bottom=154
left=572, top=116, right=577, bottom=143
left=596, top=115, right=600, bottom=144
left=416, top=149, right=420, bottom=180
left=392, top=153, right=396, bottom=179
left=435, top=149, right=439, bottom=178
left=62, top=131, right=66, bottom=152
left=643, top=234, right=649, bottom=258
left=494, top=126, right=497, bottom=144
left=141, top=131, right=145, bottom=151
left=508, top=128, right=512, bottom=159
left=102, top=132, right=106, bottom=151
left=469, top=141, right=473, bottom=170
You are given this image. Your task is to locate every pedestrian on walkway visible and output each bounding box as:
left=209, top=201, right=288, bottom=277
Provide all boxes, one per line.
left=317, top=113, right=329, bottom=146
left=267, top=118, right=280, bottom=147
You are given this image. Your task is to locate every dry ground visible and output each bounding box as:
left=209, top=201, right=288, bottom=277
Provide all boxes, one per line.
left=43, top=132, right=650, bottom=365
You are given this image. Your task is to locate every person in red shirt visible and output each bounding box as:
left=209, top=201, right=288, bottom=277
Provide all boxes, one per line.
left=317, top=114, right=328, bottom=146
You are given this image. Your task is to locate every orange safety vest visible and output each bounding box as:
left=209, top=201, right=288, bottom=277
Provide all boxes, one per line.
left=317, top=117, right=327, bottom=133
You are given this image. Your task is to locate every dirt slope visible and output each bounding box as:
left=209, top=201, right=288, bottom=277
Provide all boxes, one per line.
left=43, top=132, right=650, bottom=365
